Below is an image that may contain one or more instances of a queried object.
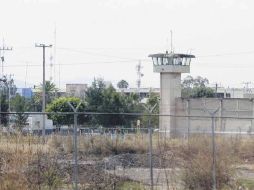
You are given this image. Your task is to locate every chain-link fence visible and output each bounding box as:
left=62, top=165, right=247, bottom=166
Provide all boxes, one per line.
left=1, top=112, right=254, bottom=190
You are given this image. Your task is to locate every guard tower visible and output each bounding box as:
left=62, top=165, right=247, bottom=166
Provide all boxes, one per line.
left=149, top=51, right=195, bottom=136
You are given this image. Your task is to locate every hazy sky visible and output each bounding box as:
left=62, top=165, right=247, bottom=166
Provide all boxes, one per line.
left=1, top=0, right=254, bottom=89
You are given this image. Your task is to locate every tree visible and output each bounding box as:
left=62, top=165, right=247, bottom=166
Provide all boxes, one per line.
left=85, top=78, right=141, bottom=127
left=33, top=81, right=58, bottom=111
left=142, top=92, right=159, bottom=127
left=10, top=94, right=29, bottom=129
left=46, top=97, right=88, bottom=126
left=0, top=94, right=8, bottom=126
left=193, top=76, right=209, bottom=88
left=117, top=80, right=129, bottom=89
left=0, top=76, right=17, bottom=126
left=182, top=75, right=215, bottom=98
left=190, top=87, right=215, bottom=98
left=182, top=75, right=194, bottom=88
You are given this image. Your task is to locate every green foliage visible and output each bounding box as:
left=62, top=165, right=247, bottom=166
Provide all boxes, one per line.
left=182, top=75, right=209, bottom=88
left=0, top=94, right=8, bottom=126
left=46, top=97, right=88, bottom=126
left=142, top=92, right=159, bottom=127
left=116, top=181, right=145, bottom=190
left=182, top=75, right=215, bottom=98
left=237, top=179, right=254, bottom=189
left=10, top=94, right=30, bottom=129
left=191, top=87, right=215, bottom=98
left=0, top=76, right=17, bottom=126
left=85, top=78, right=142, bottom=127
left=117, top=79, right=129, bottom=89
left=33, top=81, right=58, bottom=111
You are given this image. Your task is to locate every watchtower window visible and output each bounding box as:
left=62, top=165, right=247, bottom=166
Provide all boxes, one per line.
left=173, top=58, right=183, bottom=65
left=163, top=57, right=169, bottom=65
left=183, top=57, right=191, bottom=66
left=152, top=57, right=158, bottom=65
left=158, top=57, right=163, bottom=65
left=151, top=54, right=193, bottom=66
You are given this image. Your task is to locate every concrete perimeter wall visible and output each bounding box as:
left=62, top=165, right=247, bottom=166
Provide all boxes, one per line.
left=173, top=98, right=254, bottom=137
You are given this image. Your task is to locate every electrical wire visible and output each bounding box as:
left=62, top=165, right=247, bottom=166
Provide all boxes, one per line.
left=2, top=59, right=140, bottom=67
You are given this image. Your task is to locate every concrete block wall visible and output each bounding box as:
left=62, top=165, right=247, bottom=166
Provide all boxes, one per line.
left=174, top=98, right=254, bottom=136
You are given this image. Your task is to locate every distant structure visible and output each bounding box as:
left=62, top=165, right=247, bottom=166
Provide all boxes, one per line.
left=17, top=88, right=33, bottom=99
left=149, top=51, right=195, bottom=135
left=66, top=84, right=88, bottom=98
left=215, top=87, right=254, bottom=98
left=24, top=115, right=54, bottom=134
left=117, top=87, right=160, bottom=100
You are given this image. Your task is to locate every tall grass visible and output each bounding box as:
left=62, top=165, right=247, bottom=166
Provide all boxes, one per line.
left=0, top=132, right=254, bottom=189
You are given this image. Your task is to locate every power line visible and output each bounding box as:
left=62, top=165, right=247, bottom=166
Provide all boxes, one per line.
left=2, top=59, right=139, bottom=67
left=57, top=47, right=139, bottom=61
left=197, top=50, right=254, bottom=58
left=5, top=60, right=254, bottom=68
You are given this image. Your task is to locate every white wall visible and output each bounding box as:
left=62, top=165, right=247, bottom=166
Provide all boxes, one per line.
left=173, top=98, right=254, bottom=137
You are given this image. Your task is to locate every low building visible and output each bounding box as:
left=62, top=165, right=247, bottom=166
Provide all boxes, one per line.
left=66, top=83, right=88, bottom=98
left=24, top=115, right=54, bottom=134
left=117, top=87, right=160, bottom=99
left=214, top=87, right=254, bottom=98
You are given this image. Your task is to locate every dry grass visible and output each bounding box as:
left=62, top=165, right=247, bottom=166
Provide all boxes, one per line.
left=0, top=132, right=254, bottom=189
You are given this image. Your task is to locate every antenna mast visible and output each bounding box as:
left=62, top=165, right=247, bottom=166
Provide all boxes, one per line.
left=170, top=30, right=173, bottom=53
left=0, top=39, right=13, bottom=78
left=136, top=60, right=144, bottom=99
left=243, top=81, right=252, bottom=93
left=50, top=53, right=53, bottom=81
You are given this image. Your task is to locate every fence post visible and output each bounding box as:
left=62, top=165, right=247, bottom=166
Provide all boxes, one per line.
left=251, top=99, right=254, bottom=133
left=202, top=101, right=220, bottom=190
left=220, top=99, right=223, bottom=131
left=142, top=103, right=157, bottom=190
left=187, top=99, right=190, bottom=140
left=73, top=112, right=78, bottom=190
left=148, top=116, right=154, bottom=190
left=67, top=101, right=82, bottom=190
left=211, top=114, right=216, bottom=190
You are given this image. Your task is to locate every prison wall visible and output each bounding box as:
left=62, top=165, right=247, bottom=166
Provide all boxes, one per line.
left=173, top=98, right=254, bottom=137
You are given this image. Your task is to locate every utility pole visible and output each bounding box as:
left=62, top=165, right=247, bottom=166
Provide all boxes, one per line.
left=215, top=83, right=218, bottom=98
left=35, top=43, right=52, bottom=142
left=0, top=43, right=13, bottom=78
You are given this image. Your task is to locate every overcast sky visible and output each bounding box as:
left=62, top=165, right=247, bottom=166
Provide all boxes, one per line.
left=1, top=0, right=254, bottom=89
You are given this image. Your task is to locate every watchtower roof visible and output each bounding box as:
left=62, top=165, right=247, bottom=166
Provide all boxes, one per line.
left=149, top=53, right=195, bottom=58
